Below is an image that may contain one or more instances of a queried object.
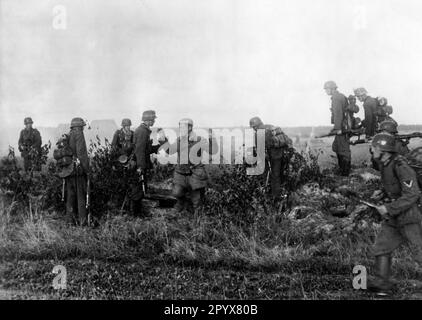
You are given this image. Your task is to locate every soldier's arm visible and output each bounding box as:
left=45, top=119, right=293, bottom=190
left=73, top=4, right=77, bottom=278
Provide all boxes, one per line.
left=332, top=96, right=344, bottom=131
left=364, top=99, right=377, bottom=136
left=134, top=129, right=149, bottom=169
left=75, top=131, right=90, bottom=173
left=385, top=161, right=421, bottom=217
left=34, top=130, right=42, bottom=148
left=111, top=130, right=119, bottom=148
left=18, top=131, right=24, bottom=150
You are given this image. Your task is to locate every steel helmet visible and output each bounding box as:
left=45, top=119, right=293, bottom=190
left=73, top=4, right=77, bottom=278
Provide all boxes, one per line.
left=70, top=117, right=86, bottom=128
left=121, top=118, right=132, bottom=126
left=24, top=117, right=33, bottom=125
left=371, top=133, right=397, bottom=152
left=354, top=87, right=368, bottom=96
left=379, top=120, right=398, bottom=134
left=179, top=118, right=193, bottom=126
left=378, top=97, right=388, bottom=106
left=118, top=154, right=129, bottom=164
left=323, top=81, right=337, bottom=90
left=249, top=117, right=264, bottom=128
left=142, top=110, right=157, bottom=121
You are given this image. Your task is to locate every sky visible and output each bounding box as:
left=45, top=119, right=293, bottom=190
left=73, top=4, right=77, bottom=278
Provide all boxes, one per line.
left=1, top=0, right=422, bottom=130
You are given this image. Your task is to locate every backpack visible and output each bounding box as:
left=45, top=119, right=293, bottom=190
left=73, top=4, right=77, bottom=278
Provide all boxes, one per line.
left=406, top=147, right=422, bottom=190
left=270, top=126, right=293, bottom=149
left=53, top=134, right=74, bottom=178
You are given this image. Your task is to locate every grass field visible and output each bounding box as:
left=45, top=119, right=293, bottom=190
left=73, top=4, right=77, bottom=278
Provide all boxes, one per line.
left=1, top=141, right=422, bottom=300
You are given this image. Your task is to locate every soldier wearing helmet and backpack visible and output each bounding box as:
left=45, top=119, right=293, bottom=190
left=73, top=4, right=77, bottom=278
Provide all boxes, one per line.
left=367, top=133, right=422, bottom=295
left=354, top=87, right=378, bottom=139
left=18, top=117, right=42, bottom=172
left=249, top=116, right=293, bottom=201
left=65, top=117, right=90, bottom=226
left=323, top=81, right=351, bottom=176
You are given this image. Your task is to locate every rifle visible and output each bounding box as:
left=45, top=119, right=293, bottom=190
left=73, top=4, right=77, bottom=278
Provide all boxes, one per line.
left=395, top=132, right=422, bottom=141
left=316, top=128, right=365, bottom=139
left=61, top=179, right=65, bottom=202
left=86, top=160, right=92, bottom=226
left=265, top=160, right=271, bottom=190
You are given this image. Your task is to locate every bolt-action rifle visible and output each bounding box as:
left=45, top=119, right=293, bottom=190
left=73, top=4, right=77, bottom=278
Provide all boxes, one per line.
left=395, top=132, right=422, bottom=142
left=316, top=128, right=365, bottom=139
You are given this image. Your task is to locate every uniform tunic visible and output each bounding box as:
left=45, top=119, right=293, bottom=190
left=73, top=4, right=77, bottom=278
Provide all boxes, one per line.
left=255, top=124, right=292, bottom=197
left=331, top=91, right=350, bottom=156
left=66, top=127, right=89, bottom=226
left=18, top=128, right=42, bottom=171
left=373, top=154, right=422, bottom=264
left=111, top=128, right=134, bottom=157
left=363, top=96, right=378, bottom=137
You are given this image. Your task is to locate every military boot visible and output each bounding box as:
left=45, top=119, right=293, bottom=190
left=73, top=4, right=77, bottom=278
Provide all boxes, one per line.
left=368, top=255, right=393, bottom=295
left=174, top=197, right=186, bottom=213
left=341, top=156, right=351, bottom=176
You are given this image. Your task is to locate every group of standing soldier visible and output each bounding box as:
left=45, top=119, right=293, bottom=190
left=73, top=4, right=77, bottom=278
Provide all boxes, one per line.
left=16, top=84, right=422, bottom=295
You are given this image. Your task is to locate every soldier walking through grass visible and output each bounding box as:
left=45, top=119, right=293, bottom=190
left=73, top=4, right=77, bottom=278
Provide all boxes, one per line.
left=249, top=116, right=292, bottom=203
left=324, top=81, right=351, bottom=176
left=369, top=133, right=422, bottom=295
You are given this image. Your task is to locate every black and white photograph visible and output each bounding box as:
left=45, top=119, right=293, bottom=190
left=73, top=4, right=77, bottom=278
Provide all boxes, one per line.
left=1, top=0, right=422, bottom=307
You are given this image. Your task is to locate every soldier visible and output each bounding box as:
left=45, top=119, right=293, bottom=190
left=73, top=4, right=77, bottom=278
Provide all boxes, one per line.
left=368, top=133, right=422, bottom=294
left=354, top=87, right=378, bottom=139
left=371, top=120, right=410, bottom=171
left=324, top=81, right=351, bottom=176
left=18, top=117, right=42, bottom=172
left=379, top=120, right=409, bottom=156
left=66, top=117, right=90, bottom=226
left=249, top=116, right=292, bottom=200
left=111, top=118, right=135, bottom=158
left=163, top=118, right=218, bottom=214
left=132, top=110, right=161, bottom=216
left=376, top=97, right=395, bottom=127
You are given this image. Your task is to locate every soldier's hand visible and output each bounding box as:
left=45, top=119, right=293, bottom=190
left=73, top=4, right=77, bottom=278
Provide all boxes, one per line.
left=137, top=168, right=147, bottom=175
left=371, top=190, right=384, bottom=202
left=375, top=205, right=388, bottom=217
left=330, top=129, right=342, bottom=135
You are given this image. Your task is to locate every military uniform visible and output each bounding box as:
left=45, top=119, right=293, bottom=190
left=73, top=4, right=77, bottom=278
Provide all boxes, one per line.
left=362, top=96, right=378, bottom=138
left=255, top=123, right=292, bottom=198
left=373, top=154, right=422, bottom=263
left=111, top=126, right=134, bottom=157
left=66, top=120, right=89, bottom=226
left=165, top=131, right=218, bottom=212
left=18, top=128, right=42, bottom=171
left=330, top=90, right=351, bottom=176
left=131, top=122, right=161, bottom=215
